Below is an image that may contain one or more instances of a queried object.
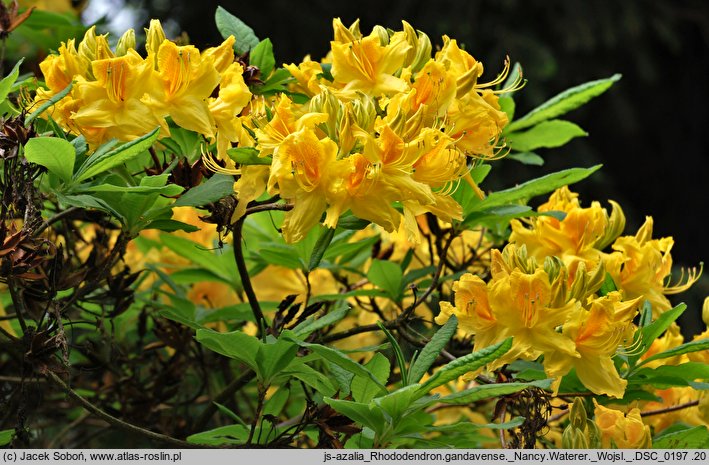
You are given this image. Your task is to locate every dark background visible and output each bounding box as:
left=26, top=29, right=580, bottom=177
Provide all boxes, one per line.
left=109, top=0, right=709, bottom=331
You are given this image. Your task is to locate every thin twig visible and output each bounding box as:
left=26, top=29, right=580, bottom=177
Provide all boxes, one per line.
left=45, top=371, right=206, bottom=448
left=232, top=217, right=265, bottom=333
left=640, top=400, right=699, bottom=417
left=33, top=207, right=80, bottom=237
left=244, top=202, right=293, bottom=215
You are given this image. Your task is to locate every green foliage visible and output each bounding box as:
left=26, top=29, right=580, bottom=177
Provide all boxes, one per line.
left=23, top=136, right=75, bottom=183
left=505, top=74, right=621, bottom=132
left=215, top=6, right=260, bottom=54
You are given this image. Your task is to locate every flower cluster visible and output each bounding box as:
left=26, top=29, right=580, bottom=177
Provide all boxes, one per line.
left=35, top=20, right=252, bottom=152
left=436, top=187, right=702, bottom=399
left=218, top=19, right=517, bottom=242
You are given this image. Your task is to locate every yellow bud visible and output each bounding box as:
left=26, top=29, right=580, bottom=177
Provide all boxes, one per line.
left=145, top=19, right=166, bottom=66
left=351, top=93, right=376, bottom=131
left=411, top=31, right=432, bottom=73
left=115, top=29, right=136, bottom=56
left=595, top=200, right=626, bottom=249
left=309, top=89, right=341, bottom=139
left=372, top=25, right=390, bottom=46
left=569, top=398, right=588, bottom=429
left=94, top=34, right=114, bottom=60
left=78, top=26, right=97, bottom=64
left=703, top=297, right=709, bottom=326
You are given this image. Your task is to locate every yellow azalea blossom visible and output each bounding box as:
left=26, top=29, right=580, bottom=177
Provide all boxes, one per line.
left=435, top=273, right=501, bottom=350
left=608, top=217, right=700, bottom=315
left=71, top=51, right=165, bottom=145
left=510, top=186, right=623, bottom=276
left=142, top=40, right=221, bottom=138
left=231, top=165, right=270, bottom=222
left=435, top=36, right=484, bottom=96
left=284, top=58, right=324, bottom=97
left=272, top=127, right=349, bottom=242
left=256, top=95, right=329, bottom=161
left=487, top=264, right=578, bottom=368
left=445, top=89, right=508, bottom=158
left=330, top=18, right=411, bottom=97
left=593, top=401, right=652, bottom=448
left=545, top=292, right=640, bottom=398
left=208, top=61, right=252, bottom=161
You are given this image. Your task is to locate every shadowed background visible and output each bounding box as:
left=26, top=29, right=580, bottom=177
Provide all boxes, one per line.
left=85, top=0, right=709, bottom=332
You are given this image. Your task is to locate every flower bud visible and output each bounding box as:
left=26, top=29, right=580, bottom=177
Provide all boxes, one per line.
left=351, top=93, right=376, bottom=132
left=115, top=29, right=136, bottom=56
left=145, top=19, right=166, bottom=67
left=372, top=25, right=390, bottom=46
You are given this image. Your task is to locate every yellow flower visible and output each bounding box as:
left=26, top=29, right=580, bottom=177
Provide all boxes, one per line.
left=435, top=273, right=501, bottom=351
left=71, top=51, right=165, bottom=145
left=284, top=58, right=324, bottom=97
left=273, top=127, right=349, bottom=242
left=142, top=40, right=221, bottom=138
left=510, top=186, right=623, bottom=276
left=608, top=217, right=700, bottom=315
left=545, top=292, right=640, bottom=398
left=330, top=18, right=411, bottom=97
left=593, top=401, right=652, bottom=448
left=488, top=263, right=578, bottom=367
left=208, top=62, right=252, bottom=161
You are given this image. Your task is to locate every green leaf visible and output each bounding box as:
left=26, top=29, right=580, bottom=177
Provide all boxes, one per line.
left=195, top=329, right=260, bottom=373
left=25, top=81, right=73, bottom=126
left=652, top=425, right=709, bottom=449
left=506, top=119, right=587, bottom=152
left=174, top=174, right=234, bottom=207
left=308, top=226, right=336, bottom=271
left=291, top=301, right=349, bottom=337
left=418, top=338, right=512, bottom=395
left=323, top=398, right=386, bottom=434
left=187, top=424, right=250, bottom=446
left=309, top=289, right=388, bottom=304
left=0, top=429, right=13, bottom=446
left=463, top=205, right=565, bottom=228
left=440, top=379, right=553, bottom=404
left=74, top=127, right=160, bottom=182
left=378, top=322, right=408, bottom=385
left=473, top=165, right=602, bottom=211
left=23, top=136, right=76, bottom=183
left=284, top=336, right=387, bottom=394
left=409, top=315, right=458, bottom=384
left=498, top=96, right=515, bottom=121
left=632, top=303, right=686, bottom=363
left=160, top=234, right=237, bottom=285
left=374, top=384, right=421, bottom=422
left=256, top=337, right=298, bottom=383
left=640, top=337, right=709, bottom=366
left=226, top=146, right=271, bottom=165
left=145, top=219, right=199, bottom=233
left=506, top=74, right=621, bottom=132
left=629, top=362, right=709, bottom=389
left=250, top=38, right=275, bottom=77
left=214, top=6, right=260, bottom=54
left=351, top=353, right=391, bottom=403
left=599, top=272, right=619, bottom=296
left=76, top=183, right=183, bottom=196
left=368, top=259, right=403, bottom=299
left=283, top=364, right=336, bottom=396
left=506, top=152, right=544, bottom=166
left=0, top=59, right=23, bottom=104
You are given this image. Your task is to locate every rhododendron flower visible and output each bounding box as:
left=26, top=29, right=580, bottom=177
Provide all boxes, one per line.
left=593, top=401, right=651, bottom=448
